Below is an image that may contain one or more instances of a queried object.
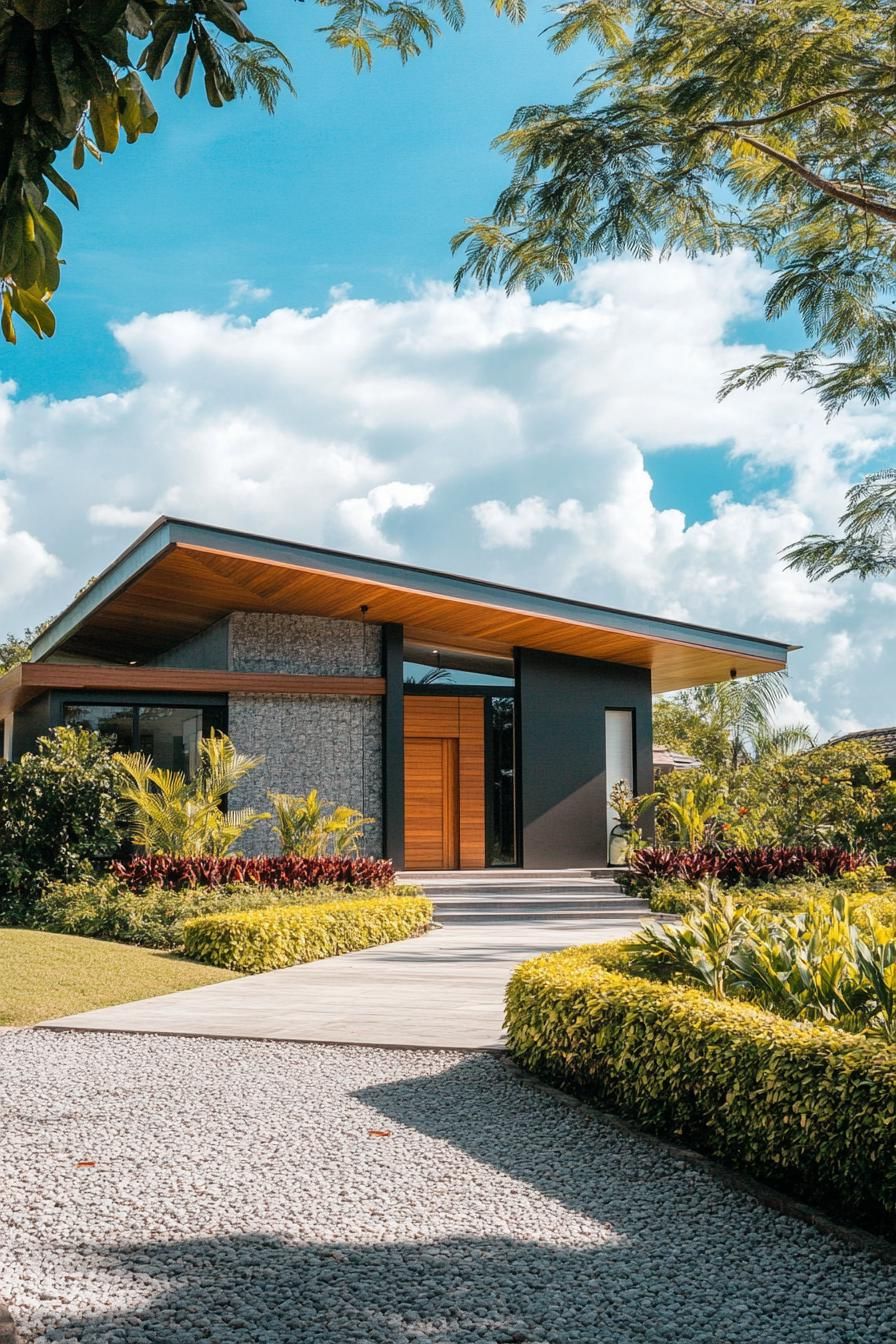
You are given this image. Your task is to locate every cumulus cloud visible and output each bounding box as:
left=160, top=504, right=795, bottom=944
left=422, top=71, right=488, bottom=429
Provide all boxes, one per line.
left=0, top=250, right=892, bottom=734
left=338, top=481, right=434, bottom=556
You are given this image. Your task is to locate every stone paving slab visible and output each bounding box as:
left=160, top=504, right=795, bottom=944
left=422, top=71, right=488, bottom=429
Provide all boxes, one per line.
left=38, top=918, right=638, bottom=1050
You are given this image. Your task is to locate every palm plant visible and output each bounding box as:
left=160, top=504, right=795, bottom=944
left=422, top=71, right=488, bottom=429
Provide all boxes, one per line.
left=688, top=673, right=815, bottom=770
left=270, top=788, right=372, bottom=857
left=117, top=730, right=268, bottom=857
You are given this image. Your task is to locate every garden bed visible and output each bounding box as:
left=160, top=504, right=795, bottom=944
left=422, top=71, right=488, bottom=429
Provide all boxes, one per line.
left=505, top=939, right=896, bottom=1230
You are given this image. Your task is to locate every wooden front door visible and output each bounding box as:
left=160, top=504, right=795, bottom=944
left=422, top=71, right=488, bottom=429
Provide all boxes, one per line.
left=404, top=697, right=485, bottom=870
left=404, top=736, right=459, bottom=870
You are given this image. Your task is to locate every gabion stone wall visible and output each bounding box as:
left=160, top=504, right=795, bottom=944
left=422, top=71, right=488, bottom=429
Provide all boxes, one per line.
left=227, top=614, right=384, bottom=857
left=229, top=612, right=382, bottom=677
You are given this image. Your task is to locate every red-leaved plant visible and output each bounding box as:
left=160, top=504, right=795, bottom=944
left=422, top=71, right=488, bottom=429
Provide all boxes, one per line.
left=629, top=845, right=868, bottom=887
left=109, top=854, right=396, bottom=893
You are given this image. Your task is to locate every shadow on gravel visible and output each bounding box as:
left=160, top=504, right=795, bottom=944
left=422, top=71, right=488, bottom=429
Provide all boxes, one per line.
left=24, top=1228, right=892, bottom=1344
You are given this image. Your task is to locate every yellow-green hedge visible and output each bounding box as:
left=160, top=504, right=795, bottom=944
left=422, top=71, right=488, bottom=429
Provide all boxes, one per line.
left=182, top=894, right=433, bottom=973
left=505, top=941, right=896, bottom=1226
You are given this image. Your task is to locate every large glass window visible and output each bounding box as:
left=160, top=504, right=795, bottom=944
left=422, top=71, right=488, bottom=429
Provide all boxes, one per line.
left=63, top=704, right=134, bottom=752
left=487, top=696, right=517, bottom=866
left=138, top=707, right=205, bottom=776
left=62, top=703, right=225, bottom=777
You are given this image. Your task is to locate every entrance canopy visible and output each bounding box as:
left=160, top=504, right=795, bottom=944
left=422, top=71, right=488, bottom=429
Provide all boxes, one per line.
left=29, top=517, right=794, bottom=693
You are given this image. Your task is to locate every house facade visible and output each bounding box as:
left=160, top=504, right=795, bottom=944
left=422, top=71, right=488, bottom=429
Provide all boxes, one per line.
left=0, top=518, right=793, bottom=870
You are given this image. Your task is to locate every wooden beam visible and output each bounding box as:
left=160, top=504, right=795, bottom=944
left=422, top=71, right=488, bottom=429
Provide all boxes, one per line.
left=0, top=663, right=385, bottom=720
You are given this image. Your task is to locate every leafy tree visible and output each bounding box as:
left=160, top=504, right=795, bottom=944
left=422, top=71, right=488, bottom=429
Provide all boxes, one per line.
left=782, top=466, right=896, bottom=581
left=731, top=740, right=893, bottom=852
left=453, top=0, right=896, bottom=414
left=654, top=672, right=814, bottom=774
left=0, top=0, right=522, bottom=344
left=0, top=618, right=51, bottom=674
left=0, top=724, right=125, bottom=923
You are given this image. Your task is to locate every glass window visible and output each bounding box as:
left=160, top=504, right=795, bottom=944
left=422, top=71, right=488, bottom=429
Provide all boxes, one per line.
left=62, top=704, right=226, bottom=778
left=404, top=642, right=514, bottom=688
left=63, top=703, right=134, bottom=752
left=138, top=706, right=205, bottom=776
left=488, top=696, right=516, bottom=866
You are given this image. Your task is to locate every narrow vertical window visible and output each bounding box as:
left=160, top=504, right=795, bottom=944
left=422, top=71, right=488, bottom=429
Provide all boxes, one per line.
left=605, top=709, right=634, bottom=863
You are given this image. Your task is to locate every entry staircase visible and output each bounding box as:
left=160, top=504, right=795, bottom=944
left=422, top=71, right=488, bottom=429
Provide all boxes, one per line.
left=396, top=867, right=651, bottom=924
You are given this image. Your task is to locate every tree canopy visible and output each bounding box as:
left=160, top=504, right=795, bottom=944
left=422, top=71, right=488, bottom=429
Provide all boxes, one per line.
left=653, top=672, right=815, bottom=774
left=453, top=0, right=896, bottom=415
left=0, top=0, right=522, bottom=343
left=783, top=465, right=896, bottom=581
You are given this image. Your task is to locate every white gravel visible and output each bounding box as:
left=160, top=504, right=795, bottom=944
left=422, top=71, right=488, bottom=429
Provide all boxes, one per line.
left=0, top=1029, right=893, bottom=1344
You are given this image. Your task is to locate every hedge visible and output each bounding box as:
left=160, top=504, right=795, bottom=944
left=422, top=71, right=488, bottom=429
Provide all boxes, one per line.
left=182, top=893, right=434, bottom=972
left=37, top=877, right=416, bottom=950
left=110, top=854, right=396, bottom=893
left=505, top=941, right=896, bottom=1227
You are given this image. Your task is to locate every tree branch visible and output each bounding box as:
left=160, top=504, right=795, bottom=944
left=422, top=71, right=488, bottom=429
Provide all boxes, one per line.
left=723, top=132, right=896, bottom=224
left=707, top=81, right=896, bottom=131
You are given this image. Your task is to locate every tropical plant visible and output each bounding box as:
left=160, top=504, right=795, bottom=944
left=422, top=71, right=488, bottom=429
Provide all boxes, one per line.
left=0, top=725, right=124, bottom=923
left=269, top=788, right=372, bottom=857
left=608, top=779, right=657, bottom=829
left=633, top=887, right=896, bottom=1039
left=453, top=1, right=896, bottom=416
left=783, top=467, right=896, bottom=582
left=630, top=880, right=749, bottom=999
left=116, top=729, right=268, bottom=856
left=657, top=772, right=729, bottom=849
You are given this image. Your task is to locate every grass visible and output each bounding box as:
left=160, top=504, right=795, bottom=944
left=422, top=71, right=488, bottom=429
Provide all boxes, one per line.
left=0, top=928, right=241, bottom=1027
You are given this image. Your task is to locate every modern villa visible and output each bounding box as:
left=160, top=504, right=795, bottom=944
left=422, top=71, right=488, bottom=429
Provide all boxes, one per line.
left=0, top=518, right=793, bottom=869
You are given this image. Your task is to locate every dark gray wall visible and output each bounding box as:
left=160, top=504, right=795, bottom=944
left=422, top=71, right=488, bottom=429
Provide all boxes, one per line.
left=8, top=692, right=54, bottom=759
left=516, top=649, right=653, bottom=868
left=146, top=618, right=231, bottom=670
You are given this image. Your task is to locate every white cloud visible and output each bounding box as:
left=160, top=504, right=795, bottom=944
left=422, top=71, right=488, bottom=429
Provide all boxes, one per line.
left=227, top=278, right=272, bottom=309
left=338, top=481, right=434, bottom=556
left=88, top=504, right=157, bottom=529
left=0, top=250, right=892, bottom=734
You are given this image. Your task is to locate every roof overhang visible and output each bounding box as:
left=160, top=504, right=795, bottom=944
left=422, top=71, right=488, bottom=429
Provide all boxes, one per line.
left=26, top=517, right=795, bottom=695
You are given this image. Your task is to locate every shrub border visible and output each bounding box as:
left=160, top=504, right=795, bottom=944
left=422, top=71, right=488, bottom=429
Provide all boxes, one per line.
left=505, top=940, right=896, bottom=1231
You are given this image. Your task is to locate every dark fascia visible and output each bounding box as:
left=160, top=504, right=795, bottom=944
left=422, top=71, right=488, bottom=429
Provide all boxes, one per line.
left=31, top=516, right=799, bottom=666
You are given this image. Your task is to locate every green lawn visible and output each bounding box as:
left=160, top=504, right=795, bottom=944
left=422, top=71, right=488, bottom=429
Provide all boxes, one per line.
left=0, top=928, right=240, bottom=1027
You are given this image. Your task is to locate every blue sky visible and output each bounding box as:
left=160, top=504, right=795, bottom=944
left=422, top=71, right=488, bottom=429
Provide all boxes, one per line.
left=0, top=1, right=893, bottom=736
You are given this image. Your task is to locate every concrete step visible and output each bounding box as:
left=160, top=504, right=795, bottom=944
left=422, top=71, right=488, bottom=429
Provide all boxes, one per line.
left=434, top=905, right=649, bottom=923
left=416, top=885, right=625, bottom=899
left=399, top=868, right=628, bottom=881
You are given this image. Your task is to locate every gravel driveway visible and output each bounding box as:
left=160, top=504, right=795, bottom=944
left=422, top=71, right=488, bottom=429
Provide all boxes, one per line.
left=1, top=1029, right=893, bottom=1344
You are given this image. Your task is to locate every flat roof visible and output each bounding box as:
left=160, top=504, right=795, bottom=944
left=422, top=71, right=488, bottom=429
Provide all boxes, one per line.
left=29, top=517, right=795, bottom=693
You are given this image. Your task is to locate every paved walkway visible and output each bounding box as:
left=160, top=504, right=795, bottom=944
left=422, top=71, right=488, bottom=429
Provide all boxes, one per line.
left=40, top=918, right=638, bottom=1050
left=1, top=1031, right=892, bottom=1344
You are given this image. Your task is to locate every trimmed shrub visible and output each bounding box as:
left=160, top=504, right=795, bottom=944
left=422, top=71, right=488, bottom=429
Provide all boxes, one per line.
left=628, top=844, right=867, bottom=890
left=110, top=854, right=395, bottom=893
left=505, top=941, right=896, bottom=1227
left=647, top=877, right=896, bottom=925
left=37, top=877, right=415, bottom=950
left=183, top=894, right=434, bottom=973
